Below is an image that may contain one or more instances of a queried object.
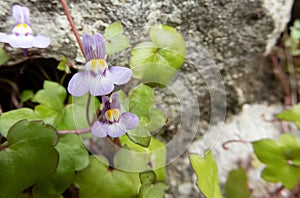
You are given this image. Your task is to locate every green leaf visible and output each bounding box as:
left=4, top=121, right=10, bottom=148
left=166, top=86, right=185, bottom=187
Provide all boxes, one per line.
left=0, top=120, right=59, bottom=197
left=129, top=84, right=154, bottom=119
left=0, top=47, right=9, bottom=66
left=32, top=81, right=67, bottom=111
left=117, top=136, right=167, bottom=181
left=0, top=108, right=38, bottom=137
left=57, top=94, right=99, bottom=130
left=189, top=151, right=222, bottom=198
left=127, top=84, right=166, bottom=147
left=140, top=171, right=156, bottom=185
left=74, top=156, right=140, bottom=198
left=252, top=134, right=300, bottom=189
left=35, top=104, right=62, bottom=127
left=130, top=25, right=185, bottom=86
left=33, top=134, right=89, bottom=197
left=104, top=21, right=130, bottom=55
left=57, top=55, right=71, bottom=74
left=127, top=125, right=151, bottom=147
left=276, top=103, right=300, bottom=128
left=252, top=139, right=285, bottom=164
left=225, top=167, right=250, bottom=198
left=139, top=171, right=168, bottom=198
left=21, top=90, right=34, bottom=102
left=139, top=182, right=168, bottom=198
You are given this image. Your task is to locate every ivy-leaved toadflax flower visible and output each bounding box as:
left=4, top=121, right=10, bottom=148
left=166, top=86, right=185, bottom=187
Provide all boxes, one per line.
left=0, top=5, right=51, bottom=48
left=91, top=93, right=139, bottom=138
left=68, top=33, right=132, bottom=96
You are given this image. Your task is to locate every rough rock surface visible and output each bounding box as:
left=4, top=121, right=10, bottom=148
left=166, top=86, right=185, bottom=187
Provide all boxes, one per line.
left=0, top=0, right=294, bottom=197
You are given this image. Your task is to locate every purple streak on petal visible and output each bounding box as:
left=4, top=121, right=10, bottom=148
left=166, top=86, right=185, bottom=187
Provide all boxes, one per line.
left=82, top=34, right=94, bottom=61
left=90, top=76, right=114, bottom=96
left=106, top=66, right=132, bottom=85
left=94, top=33, right=106, bottom=59
left=67, top=72, right=90, bottom=96
left=111, top=93, right=120, bottom=110
left=91, top=121, right=108, bottom=138
left=120, top=112, right=139, bottom=130
left=32, top=35, right=51, bottom=48
left=8, top=35, right=34, bottom=48
left=101, top=95, right=110, bottom=114
left=12, top=5, right=30, bottom=25
left=107, top=122, right=126, bottom=137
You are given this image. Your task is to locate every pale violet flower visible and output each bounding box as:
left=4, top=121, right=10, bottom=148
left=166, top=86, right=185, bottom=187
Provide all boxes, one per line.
left=67, top=33, right=132, bottom=96
left=92, top=93, right=139, bottom=138
left=0, top=5, right=51, bottom=48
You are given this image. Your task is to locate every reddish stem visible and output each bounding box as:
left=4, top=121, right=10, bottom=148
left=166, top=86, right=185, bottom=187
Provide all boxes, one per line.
left=270, top=53, right=292, bottom=106
left=58, top=127, right=91, bottom=135
left=60, top=0, right=85, bottom=57
left=222, top=139, right=251, bottom=150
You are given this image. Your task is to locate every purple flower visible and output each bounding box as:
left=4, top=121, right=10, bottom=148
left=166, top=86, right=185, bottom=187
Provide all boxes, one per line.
left=0, top=5, right=51, bottom=48
left=91, top=93, right=139, bottom=138
left=67, top=33, right=132, bottom=96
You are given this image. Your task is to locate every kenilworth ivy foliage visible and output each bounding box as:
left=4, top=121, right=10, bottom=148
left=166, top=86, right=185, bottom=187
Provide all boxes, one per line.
left=0, top=3, right=300, bottom=198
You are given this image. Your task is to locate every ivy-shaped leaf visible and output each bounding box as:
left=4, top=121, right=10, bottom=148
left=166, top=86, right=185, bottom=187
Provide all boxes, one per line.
left=74, top=156, right=140, bottom=198
left=128, top=84, right=166, bottom=147
left=21, top=90, right=34, bottom=102
left=117, top=136, right=166, bottom=181
left=33, top=134, right=89, bottom=197
left=276, top=103, right=300, bottom=128
left=189, top=151, right=222, bottom=198
left=104, top=21, right=130, bottom=55
left=139, top=171, right=168, bottom=198
left=0, top=120, right=59, bottom=197
left=252, top=134, right=300, bottom=189
left=130, top=25, right=185, bottom=86
left=57, top=55, right=71, bottom=74
left=225, top=167, right=250, bottom=198
left=32, top=80, right=67, bottom=111
left=0, top=108, right=38, bottom=137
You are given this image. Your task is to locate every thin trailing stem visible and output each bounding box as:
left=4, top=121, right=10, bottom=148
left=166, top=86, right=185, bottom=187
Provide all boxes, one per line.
left=86, top=93, right=92, bottom=126
left=222, top=139, right=251, bottom=150
left=270, top=52, right=292, bottom=106
left=58, top=127, right=91, bottom=135
left=60, top=0, right=85, bottom=57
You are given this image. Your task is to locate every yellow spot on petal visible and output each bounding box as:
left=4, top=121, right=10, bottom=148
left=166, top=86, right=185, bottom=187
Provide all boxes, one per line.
left=16, top=23, right=29, bottom=29
left=105, top=108, right=120, bottom=122
left=91, top=59, right=97, bottom=70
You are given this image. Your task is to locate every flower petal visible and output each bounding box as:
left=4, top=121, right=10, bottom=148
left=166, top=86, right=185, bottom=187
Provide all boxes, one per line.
left=91, top=121, right=108, bottom=138
left=120, top=112, right=139, bottom=130
left=12, top=5, right=30, bottom=25
left=0, top=33, right=12, bottom=44
left=67, top=72, right=90, bottom=96
left=94, top=33, right=106, bottom=59
left=8, top=35, right=34, bottom=48
left=107, top=122, right=126, bottom=137
left=111, top=93, right=120, bottom=110
left=32, top=35, right=51, bottom=48
left=106, top=66, right=132, bottom=85
left=89, top=75, right=114, bottom=96
left=82, top=34, right=94, bottom=61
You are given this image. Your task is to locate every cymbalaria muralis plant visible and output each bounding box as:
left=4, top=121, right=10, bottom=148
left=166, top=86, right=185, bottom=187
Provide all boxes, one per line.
left=0, top=2, right=185, bottom=197
left=1, top=2, right=298, bottom=198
